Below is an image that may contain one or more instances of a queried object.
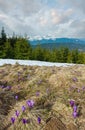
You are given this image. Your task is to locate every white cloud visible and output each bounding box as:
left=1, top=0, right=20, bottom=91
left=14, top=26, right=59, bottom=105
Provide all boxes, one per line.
left=0, top=0, right=85, bottom=38
left=39, top=17, right=47, bottom=26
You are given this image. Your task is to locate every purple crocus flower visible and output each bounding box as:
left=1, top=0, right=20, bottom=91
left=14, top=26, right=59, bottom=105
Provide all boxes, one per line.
left=36, top=91, right=40, bottom=96
left=15, top=95, right=18, bottom=100
left=1, top=85, right=5, bottom=89
left=11, top=117, right=15, bottom=124
left=37, top=117, right=41, bottom=124
left=22, top=106, right=26, bottom=112
left=73, top=105, right=77, bottom=112
left=27, top=100, right=34, bottom=108
left=70, top=100, right=75, bottom=107
left=15, top=110, right=20, bottom=117
left=22, top=118, right=27, bottom=124
left=72, top=111, right=78, bottom=118
left=72, top=77, right=78, bottom=82
left=6, top=86, right=11, bottom=90
left=82, top=86, right=85, bottom=91
left=78, top=89, right=80, bottom=93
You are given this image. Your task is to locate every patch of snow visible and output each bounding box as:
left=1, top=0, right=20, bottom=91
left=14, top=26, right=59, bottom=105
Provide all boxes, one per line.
left=0, top=59, right=76, bottom=67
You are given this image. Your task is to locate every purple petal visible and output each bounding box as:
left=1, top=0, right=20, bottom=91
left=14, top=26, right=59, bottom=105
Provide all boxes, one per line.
left=22, top=106, right=26, bottom=112
left=15, top=95, right=18, bottom=100
left=36, top=91, right=40, bottom=96
left=72, top=111, right=78, bottom=118
left=22, top=118, right=27, bottom=124
left=72, top=77, right=78, bottom=82
left=70, top=100, right=75, bottom=107
left=27, top=100, right=34, bottom=108
left=37, top=117, right=41, bottom=124
left=15, top=110, right=20, bottom=117
left=11, top=117, right=15, bottom=124
left=73, top=105, right=77, bottom=112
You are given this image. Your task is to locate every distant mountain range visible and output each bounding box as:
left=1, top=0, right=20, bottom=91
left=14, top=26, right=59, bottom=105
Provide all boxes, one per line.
left=29, top=38, right=85, bottom=51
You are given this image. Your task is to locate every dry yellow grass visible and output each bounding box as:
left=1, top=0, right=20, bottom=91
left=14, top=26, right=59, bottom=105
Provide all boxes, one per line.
left=0, top=63, right=85, bottom=130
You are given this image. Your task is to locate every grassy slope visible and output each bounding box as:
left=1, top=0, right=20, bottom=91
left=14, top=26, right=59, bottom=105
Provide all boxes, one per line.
left=0, top=63, right=85, bottom=130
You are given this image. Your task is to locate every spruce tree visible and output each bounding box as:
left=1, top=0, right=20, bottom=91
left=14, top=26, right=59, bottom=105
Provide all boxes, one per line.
left=0, top=27, right=7, bottom=45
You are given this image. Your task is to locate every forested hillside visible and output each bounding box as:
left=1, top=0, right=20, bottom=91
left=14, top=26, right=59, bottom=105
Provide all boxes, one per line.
left=0, top=27, right=85, bottom=64
left=30, top=38, right=85, bottom=51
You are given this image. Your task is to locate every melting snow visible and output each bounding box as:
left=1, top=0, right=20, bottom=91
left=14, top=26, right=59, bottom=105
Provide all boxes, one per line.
left=0, top=59, right=76, bottom=67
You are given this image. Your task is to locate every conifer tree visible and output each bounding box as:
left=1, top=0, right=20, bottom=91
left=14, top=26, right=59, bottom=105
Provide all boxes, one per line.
left=0, top=27, right=7, bottom=45
left=14, top=38, right=31, bottom=59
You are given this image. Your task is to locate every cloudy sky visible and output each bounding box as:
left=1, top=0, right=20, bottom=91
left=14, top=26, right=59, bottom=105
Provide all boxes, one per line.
left=0, top=0, right=85, bottom=38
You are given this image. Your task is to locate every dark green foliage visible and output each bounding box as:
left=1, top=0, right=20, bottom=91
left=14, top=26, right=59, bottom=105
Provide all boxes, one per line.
left=0, top=27, right=7, bottom=58
left=43, top=49, right=51, bottom=61
left=4, top=41, right=14, bottom=59
left=14, top=38, right=31, bottom=59
left=32, top=44, right=44, bottom=61
left=0, top=45, right=6, bottom=58
left=0, top=27, right=7, bottom=45
left=8, top=33, right=17, bottom=48
left=0, top=27, right=85, bottom=64
left=71, top=49, right=79, bottom=63
left=77, top=52, right=85, bottom=64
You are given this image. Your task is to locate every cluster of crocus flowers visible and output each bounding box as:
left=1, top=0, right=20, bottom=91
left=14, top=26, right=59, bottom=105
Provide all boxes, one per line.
left=70, top=100, right=78, bottom=118
left=11, top=98, right=41, bottom=125
left=0, top=85, right=11, bottom=90
left=11, top=110, right=20, bottom=124
left=68, top=85, right=85, bottom=94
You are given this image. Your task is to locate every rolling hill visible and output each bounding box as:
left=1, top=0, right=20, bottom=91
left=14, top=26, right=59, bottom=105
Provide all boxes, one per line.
left=30, top=38, right=85, bottom=51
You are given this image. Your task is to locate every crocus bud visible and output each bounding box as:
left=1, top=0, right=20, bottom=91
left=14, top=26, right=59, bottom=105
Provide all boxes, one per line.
left=73, top=105, right=77, bottom=112
left=72, top=111, right=78, bottom=118
left=11, top=117, right=15, bottom=124
left=22, top=106, right=26, bottom=112
left=70, top=100, right=75, bottom=107
left=15, top=95, right=18, bottom=100
left=15, top=110, right=20, bottom=117
left=37, top=117, right=41, bottom=124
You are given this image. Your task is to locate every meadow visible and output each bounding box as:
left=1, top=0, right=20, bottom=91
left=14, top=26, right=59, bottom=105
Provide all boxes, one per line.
left=0, top=63, right=85, bottom=130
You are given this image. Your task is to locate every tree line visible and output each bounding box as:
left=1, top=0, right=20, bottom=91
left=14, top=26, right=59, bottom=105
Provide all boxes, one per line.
left=0, top=27, right=85, bottom=64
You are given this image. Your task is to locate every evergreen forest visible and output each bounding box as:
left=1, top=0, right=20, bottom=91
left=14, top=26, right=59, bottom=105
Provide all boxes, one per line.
left=0, top=27, right=85, bottom=64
